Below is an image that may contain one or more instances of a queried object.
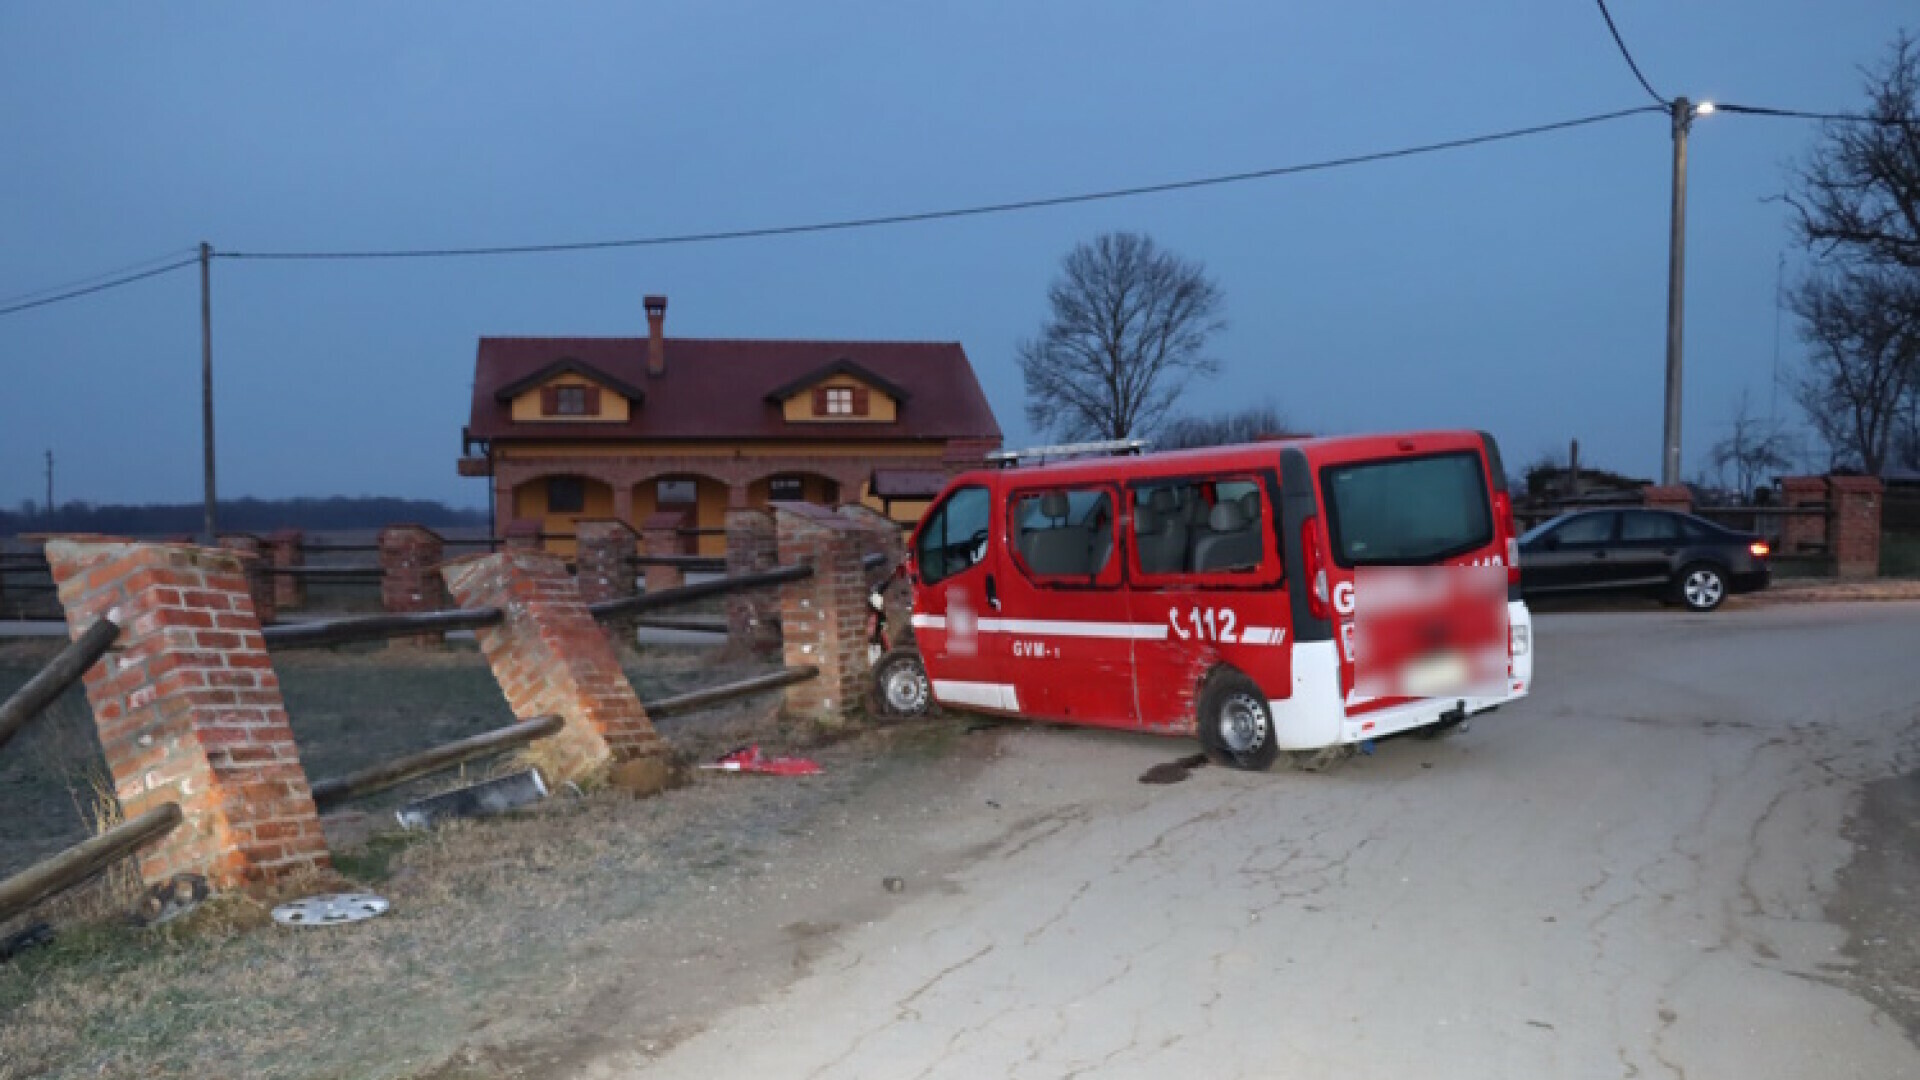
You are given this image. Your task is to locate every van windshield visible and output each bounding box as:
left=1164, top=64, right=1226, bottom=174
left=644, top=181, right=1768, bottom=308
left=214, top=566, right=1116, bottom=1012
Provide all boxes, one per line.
left=1320, top=451, right=1492, bottom=566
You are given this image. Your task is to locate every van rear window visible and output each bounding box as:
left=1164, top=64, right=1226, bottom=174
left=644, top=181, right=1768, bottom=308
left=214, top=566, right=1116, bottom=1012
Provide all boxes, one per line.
left=1320, top=451, right=1492, bottom=566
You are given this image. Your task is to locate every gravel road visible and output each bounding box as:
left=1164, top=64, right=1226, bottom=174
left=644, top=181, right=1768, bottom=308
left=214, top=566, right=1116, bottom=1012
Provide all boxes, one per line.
left=610, top=602, right=1920, bottom=1079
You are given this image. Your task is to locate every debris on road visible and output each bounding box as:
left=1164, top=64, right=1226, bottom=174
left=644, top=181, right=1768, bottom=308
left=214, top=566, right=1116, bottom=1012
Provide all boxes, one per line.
left=0, top=921, right=52, bottom=962
left=883, top=876, right=905, bottom=893
left=271, top=894, right=391, bottom=928
left=698, top=745, right=822, bottom=777
left=1138, top=753, right=1210, bottom=785
left=135, top=873, right=210, bottom=927
left=396, top=769, right=549, bottom=831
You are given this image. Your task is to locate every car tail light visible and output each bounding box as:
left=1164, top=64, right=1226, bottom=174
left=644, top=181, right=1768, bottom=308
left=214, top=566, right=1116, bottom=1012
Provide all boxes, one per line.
left=1302, top=517, right=1330, bottom=621
left=1749, top=541, right=1770, bottom=558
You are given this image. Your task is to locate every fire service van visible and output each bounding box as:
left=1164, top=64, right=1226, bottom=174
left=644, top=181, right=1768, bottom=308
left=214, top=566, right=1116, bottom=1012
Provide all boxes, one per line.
left=874, top=431, right=1533, bottom=770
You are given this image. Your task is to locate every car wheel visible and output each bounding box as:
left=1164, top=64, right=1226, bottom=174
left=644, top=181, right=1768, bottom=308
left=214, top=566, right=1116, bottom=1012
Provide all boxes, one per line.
left=1675, top=562, right=1727, bottom=612
left=870, top=649, right=932, bottom=717
left=1196, top=670, right=1279, bottom=771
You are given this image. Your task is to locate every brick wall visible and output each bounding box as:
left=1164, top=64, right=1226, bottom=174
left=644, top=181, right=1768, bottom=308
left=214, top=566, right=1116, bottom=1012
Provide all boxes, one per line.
left=1779, top=476, right=1828, bottom=555
left=379, top=525, right=449, bottom=646
left=1640, top=485, right=1693, bottom=514
left=217, top=533, right=276, bottom=625
left=267, top=528, right=305, bottom=610
left=443, top=552, right=667, bottom=789
left=575, top=519, right=638, bottom=606
left=641, top=509, right=691, bottom=595
left=1828, top=475, right=1884, bottom=579
left=775, top=505, right=872, bottom=726
left=725, top=507, right=782, bottom=657
left=44, top=538, right=329, bottom=890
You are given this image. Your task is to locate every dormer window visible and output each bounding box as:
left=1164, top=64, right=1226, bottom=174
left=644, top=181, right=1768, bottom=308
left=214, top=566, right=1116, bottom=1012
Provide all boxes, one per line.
left=825, top=388, right=853, bottom=415
left=812, top=386, right=867, bottom=417
left=555, top=386, right=589, bottom=415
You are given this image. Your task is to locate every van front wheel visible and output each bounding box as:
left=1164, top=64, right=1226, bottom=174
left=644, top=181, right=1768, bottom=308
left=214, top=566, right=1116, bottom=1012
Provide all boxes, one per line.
left=1197, top=672, right=1279, bottom=771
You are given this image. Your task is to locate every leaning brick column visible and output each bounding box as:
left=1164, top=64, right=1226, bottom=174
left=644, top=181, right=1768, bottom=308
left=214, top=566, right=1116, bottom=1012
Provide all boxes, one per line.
left=838, top=503, right=911, bottom=645
left=1640, top=485, right=1693, bottom=514
left=640, top=510, right=689, bottom=595
left=379, top=525, right=448, bottom=647
left=267, top=529, right=305, bottom=611
left=443, top=552, right=668, bottom=790
left=726, top=507, right=781, bottom=656
left=1779, top=476, right=1828, bottom=556
left=43, top=538, right=329, bottom=891
left=218, top=533, right=276, bottom=626
left=775, top=505, right=869, bottom=726
left=1827, top=475, right=1884, bottom=579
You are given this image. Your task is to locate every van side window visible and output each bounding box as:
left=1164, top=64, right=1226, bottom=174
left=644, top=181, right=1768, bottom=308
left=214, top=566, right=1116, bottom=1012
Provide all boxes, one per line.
left=1131, top=477, right=1275, bottom=578
left=1010, top=487, right=1117, bottom=583
left=917, top=486, right=990, bottom=585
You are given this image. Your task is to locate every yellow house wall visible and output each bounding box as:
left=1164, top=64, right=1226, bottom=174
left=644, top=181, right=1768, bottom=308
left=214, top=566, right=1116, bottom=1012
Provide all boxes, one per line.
left=511, top=476, right=613, bottom=556
left=630, top=476, right=730, bottom=557
left=496, top=441, right=945, bottom=461
left=780, top=374, right=898, bottom=423
left=509, top=373, right=631, bottom=423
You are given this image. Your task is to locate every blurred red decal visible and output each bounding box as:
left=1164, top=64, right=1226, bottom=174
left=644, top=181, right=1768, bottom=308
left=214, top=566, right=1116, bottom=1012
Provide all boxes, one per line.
left=699, top=745, right=822, bottom=776
left=1350, top=565, right=1508, bottom=700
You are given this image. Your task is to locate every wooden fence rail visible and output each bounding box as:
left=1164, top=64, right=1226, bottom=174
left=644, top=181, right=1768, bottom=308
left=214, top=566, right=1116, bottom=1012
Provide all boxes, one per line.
left=0, top=803, right=182, bottom=925
left=262, top=608, right=504, bottom=650
left=309, top=715, right=564, bottom=811
left=589, top=564, right=814, bottom=621
left=0, top=616, right=120, bottom=754
left=646, top=666, right=820, bottom=718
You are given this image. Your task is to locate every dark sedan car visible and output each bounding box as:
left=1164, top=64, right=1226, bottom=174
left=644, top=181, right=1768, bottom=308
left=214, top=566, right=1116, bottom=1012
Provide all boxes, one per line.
left=1518, top=508, right=1770, bottom=612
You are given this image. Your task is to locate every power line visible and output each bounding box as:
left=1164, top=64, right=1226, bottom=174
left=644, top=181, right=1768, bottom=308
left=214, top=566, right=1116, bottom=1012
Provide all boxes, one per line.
left=1716, top=102, right=1920, bottom=125
left=1594, top=0, right=1669, bottom=107
left=0, top=246, right=199, bottom=309
left=218, top=107, right=1661, bottom=262
left=0, top=255, right=200, bottom=318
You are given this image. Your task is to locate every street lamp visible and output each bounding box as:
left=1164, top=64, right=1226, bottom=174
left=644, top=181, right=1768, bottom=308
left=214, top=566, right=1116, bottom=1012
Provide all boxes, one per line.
left=1661, top=97, right=1714, bottom=486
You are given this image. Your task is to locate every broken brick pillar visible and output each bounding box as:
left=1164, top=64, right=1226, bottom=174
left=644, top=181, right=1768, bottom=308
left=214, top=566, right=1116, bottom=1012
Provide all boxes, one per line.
left=575, top=519, right=638, bottom=606
left=267, top=528, right=305, bottom=611
left=1827, top=475, right=1884, bottom=579
left=775, top=505, right=869, bottom=726
left=837, top=503, right=910, bottom=646
left=1779, top=476, right=1828, bottom=556
left=1640, top=485, right=1693, bottom=514
left=43, top=538, right=329, bottom=891
left=443, top=552, right=668, bottom=790
left=217, top=533, right=276, bottom=626
left=640, top=510, right=690, bottom=595
left=726, top=507, right=781, bottom=657
left=379, top=525, right=448, bottom=647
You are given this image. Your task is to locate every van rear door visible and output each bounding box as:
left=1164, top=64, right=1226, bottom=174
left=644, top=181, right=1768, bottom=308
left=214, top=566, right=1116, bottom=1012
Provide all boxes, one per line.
left=1310, top=435, right=1508, bottom=713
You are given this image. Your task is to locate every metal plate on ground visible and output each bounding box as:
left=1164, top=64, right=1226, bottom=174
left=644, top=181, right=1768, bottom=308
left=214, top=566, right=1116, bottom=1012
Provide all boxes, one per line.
left=271, top=893, right=390, bottom=927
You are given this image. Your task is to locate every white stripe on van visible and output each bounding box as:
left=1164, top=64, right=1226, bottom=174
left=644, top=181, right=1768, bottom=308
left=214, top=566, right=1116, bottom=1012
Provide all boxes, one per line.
left=977, top=618, right=1169, bottom=640
left=911, top=614, right=947, bottom=630
left=931, top=680, right=1021, bottom=711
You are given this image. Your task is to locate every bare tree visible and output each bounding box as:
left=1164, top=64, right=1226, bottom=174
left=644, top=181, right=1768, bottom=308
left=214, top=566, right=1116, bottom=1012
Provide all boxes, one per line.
left=1791, top=265, right=1919, bottom=474
left=1159, top=403, right=1291, bottom=450
left=1707, top=390, right=1795, bottom=500
left=1785, top=32, right=1920, bottom=474
left=1018, top=232, right=1225, bottom=442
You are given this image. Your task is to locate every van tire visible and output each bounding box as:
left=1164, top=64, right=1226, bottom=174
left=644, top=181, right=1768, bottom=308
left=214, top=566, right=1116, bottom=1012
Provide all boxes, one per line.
left=1196, top=671, right=1279, bottom=771
left=870, top=649, right=932, bottom=718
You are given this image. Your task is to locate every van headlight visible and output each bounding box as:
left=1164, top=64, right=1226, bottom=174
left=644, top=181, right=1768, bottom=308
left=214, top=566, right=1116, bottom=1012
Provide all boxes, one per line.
left=1509, top=625, right=1530, bottom=657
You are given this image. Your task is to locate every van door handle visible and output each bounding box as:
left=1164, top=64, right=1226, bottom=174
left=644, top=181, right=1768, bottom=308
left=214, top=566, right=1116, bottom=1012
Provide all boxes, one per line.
left=985, top=574, right=1001, bottom=611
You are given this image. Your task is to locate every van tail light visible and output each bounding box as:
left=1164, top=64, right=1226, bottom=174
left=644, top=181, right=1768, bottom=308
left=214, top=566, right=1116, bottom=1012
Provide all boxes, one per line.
left=1301, top=517, right=1330, bottom=621
left=1749, top=541, right=1771, bottom=558
left=1493, top=489, right=1521, bottom=588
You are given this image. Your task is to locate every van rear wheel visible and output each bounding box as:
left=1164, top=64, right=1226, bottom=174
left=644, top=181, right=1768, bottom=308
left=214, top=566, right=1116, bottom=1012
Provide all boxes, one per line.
left=1197, top=672, right=1279, bottom=771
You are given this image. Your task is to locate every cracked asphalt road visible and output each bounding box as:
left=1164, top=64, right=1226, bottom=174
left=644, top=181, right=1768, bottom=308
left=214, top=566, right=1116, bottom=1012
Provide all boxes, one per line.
left=612, top=602, right=1920, bottom=1079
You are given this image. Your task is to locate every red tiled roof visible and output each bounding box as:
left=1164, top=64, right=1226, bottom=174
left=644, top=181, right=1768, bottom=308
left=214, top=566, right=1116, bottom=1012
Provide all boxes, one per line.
left=468, top=337, right=1002, bottom=444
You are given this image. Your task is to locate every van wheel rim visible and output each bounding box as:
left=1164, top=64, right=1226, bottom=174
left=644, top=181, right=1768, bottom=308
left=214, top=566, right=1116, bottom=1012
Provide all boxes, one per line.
left=1220, top=693, right=1268, bottom=754
left=1685, top=570, right=1723, bottom=607
left=884, top=665, right=929, bottom=713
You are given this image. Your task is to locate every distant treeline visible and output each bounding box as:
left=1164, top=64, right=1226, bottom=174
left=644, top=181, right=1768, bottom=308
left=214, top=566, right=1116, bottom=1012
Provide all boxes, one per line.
left=2, top=497, right=488, bottom=538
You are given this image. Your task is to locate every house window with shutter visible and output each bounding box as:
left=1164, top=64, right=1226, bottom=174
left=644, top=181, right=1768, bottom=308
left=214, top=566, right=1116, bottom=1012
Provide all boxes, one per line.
left=547, top=385, right=598, bottom=416
left=825, top=387, right=854, bottom=415
left=547, top=476, right=586, bottom=513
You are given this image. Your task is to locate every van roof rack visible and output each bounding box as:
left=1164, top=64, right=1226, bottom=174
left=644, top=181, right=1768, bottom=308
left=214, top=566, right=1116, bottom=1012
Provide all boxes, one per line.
left=984, top=438, right=1150, bottom=468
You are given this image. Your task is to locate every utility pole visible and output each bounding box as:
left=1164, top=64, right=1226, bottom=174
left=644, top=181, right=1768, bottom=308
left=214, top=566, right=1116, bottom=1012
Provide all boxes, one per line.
left=1660, top=97, right=1692, bottom=487
left=200, top=242, right=218, bottom=542
left=44, top=450, right=53, bottom=518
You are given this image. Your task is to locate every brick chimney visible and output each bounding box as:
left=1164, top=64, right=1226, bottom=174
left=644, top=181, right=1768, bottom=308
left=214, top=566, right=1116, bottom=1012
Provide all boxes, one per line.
left=645, top=295, right=668, bottom=377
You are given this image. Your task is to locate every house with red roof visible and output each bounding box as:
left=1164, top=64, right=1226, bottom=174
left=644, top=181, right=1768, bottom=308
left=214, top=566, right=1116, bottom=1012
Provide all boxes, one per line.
left=459, top=295, right=1002, bottom=553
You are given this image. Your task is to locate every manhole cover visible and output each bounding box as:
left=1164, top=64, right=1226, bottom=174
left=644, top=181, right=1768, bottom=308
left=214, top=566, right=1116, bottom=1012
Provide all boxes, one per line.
left=271, top=894, right=390, bottom=927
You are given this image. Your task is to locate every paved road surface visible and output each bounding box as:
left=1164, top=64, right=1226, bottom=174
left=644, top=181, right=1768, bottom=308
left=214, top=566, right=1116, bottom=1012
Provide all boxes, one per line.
left=617, top=603, right=1920, bottom=1079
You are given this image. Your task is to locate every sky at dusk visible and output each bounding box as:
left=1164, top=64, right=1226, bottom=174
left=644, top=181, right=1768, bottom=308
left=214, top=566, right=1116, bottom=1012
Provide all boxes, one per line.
left=2, top=1, right=1913, bottom=510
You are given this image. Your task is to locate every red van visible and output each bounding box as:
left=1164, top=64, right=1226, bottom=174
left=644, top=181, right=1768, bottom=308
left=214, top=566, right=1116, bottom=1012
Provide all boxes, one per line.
left=889, top=431, right=1533, bottom=770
